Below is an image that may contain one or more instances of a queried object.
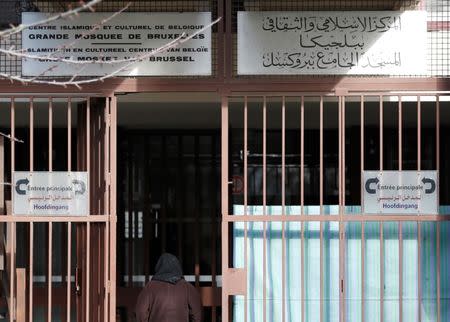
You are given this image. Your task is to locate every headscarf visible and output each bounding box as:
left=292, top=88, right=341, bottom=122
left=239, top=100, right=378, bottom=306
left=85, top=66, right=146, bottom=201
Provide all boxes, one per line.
left=152, top=253, right=183, bottom=284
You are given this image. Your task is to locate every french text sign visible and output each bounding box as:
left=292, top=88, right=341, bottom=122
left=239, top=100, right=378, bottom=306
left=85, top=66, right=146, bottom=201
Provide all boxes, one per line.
left=238, top=11, right=427, bottom=75
left=362, top=171, right=438, bottom=214
left=13, top=172, right=89, bottom=216
left=22, top=12, right=211, bottom=76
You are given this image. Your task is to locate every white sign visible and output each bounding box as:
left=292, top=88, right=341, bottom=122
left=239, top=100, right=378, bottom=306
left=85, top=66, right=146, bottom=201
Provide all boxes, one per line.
left=22, top=12, right=211, bottom=76
left=362, top=171, right=438, bottom=214
left=238, top=11, right=427, bottom=75
left=13, top=172, right=89, bottom=216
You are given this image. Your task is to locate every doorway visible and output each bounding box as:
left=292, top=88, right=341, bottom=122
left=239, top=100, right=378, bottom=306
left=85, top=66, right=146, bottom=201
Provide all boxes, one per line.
left=116, top=92, right=222, bottom=322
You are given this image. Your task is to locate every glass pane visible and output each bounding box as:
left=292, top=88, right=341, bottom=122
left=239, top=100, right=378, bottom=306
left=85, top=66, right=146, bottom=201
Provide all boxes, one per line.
left=286, top=222, right=302, bottom=321
left=304, top=221, right=321, bottom=322
left=440, top=222, right=450, bottom=321
left=232, top=295, right=245, bottom=322
left=248, top=221, right=264, bottom=322
left=402, top=222, right=418, bottom=322
left=345, top=222, right=362, bottom=322
left=323, top=222, right=339, bottom=322
left=364, top=222, right=381, bottom=322
left=420, top=222, right=437, bottom=322
left=265, top=222, right=283, bottom=321
left=383, top=222, right=399, bottom=322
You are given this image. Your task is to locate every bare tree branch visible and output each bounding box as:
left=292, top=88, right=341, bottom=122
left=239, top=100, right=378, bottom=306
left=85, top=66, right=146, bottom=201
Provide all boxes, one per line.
left=0, top=0, right=101, bottom=38
left=0, top=131, right=24, bottom=143
left=0, top=0, right=220, bottom=88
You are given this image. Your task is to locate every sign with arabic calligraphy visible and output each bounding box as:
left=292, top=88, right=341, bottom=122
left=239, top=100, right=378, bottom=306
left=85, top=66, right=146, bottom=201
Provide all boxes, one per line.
left=362, top=171, right=438, bottom=214
left=13, top=172, right=89, bottom=216
left=238, top=11, right=427, bottom=75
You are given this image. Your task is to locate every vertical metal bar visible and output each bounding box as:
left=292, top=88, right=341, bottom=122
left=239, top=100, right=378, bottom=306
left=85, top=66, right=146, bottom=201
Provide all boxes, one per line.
left=361, top=95, right=365, bottom=322
left=341, top=96, right=346, bottom=322
left=437, top=222, right=441, bottom=322
left=49, top=98, right=53, bottom=171
left=28, top=97, right=34, bottom=322
left=10, top=97, right=15, bottom=322
left=301, top=221, right=305, bottom=322
left=109, top=96, right=118, bottom=322
left=380, top=95, right=384, bottom=322
left=68, top=98, right=72, bottom=171
left=66, top=98, right=72, bottom=322
left=28, top=222, right=33, bottom=322
left=398, top=96, right=403, bottom=322
left=221, top=95, right=229, bottom=322
left=300, top=96, right=305, bottom=322
left=319, top=96, right=323, bottom=322
left=339, top=97, right=342, bottom=211
left=48, top=222, right=53, bottom=322
left=195, top=136, right=200, bottom=288
left=399, top=222, right=403, bottom=322
left=436, top=96, right=441, bottom=322
left=211, top=134, right=218, bottom=322
left=244, top=96, right=248, bottom=322
left=319, top=96, right=324, bottom=321
left=399, top=96, right=402, bottom=171
left=263, top=96, right=267, bottom=322
left=177, top=136, right=183, bottom=278
left=418, top=221, right=421, bottom=322
left=380, top=96, right=383, bottom=171
left=417, top=95, right=422, bottom=322
left=30, top=98, right=34, bottom=172
left=281, top=97, right=286, bottom=322
left=338, top=96, right=342, bottom=322
left=104, top=98, right=110, bottom=322
left=86, top=98, right=91, bottom=322
left=320, top=96, right=323, bottom=215
left=48, top=97, right=53, bottom=322
left=67, top=222, right=71, bottom=322
left=300, top=96, right=304, bottom=216
left=320, top=221, right=324, bottom=322
left=127, top=137, right=133, bottom=287
left=436, top=96, right=440, bottom=172
left=86, top=222, right=90, bottom=322
left=361, top=222, right=365, bottom=322
left=342, top=96, right=346, bottom=209
left=418, top=96, right=421, bottom=171
left=380, top=222, right=384, bottom=322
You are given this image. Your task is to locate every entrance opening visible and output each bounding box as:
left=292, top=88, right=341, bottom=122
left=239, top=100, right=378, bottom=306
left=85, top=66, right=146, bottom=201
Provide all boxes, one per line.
left=116, top=92, right=222, bottom=322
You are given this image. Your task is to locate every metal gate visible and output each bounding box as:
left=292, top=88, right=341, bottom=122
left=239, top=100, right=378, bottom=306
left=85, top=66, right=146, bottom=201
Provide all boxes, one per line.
left=221, top=93, right=450, bottom=322
left=0, top=95, right=117, bottom=322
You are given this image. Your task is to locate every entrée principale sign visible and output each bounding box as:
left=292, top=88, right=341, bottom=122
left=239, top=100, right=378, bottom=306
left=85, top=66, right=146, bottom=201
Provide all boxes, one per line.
left=362, top=171, right=438, bottom=214
left=22, top=12, right=211, bottom=76
left=238, top=11, right=427, bottom=75
left=13, top=172, right=89, bottom=216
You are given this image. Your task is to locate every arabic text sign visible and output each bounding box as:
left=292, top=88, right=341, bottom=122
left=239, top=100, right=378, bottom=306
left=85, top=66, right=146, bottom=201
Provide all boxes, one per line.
left=22, top=12, right=211, bottom=76
left=13, top=172, right=89, bottom=216
left=363, top=171, right=438, bottom=214
left=238, top=11, right=427, bottom=75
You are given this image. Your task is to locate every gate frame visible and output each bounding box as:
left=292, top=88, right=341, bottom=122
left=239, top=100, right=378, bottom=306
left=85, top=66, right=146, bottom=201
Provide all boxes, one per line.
left=0, top=93, right=117, bottom=322
left=220, top=91, right=450, bottom=322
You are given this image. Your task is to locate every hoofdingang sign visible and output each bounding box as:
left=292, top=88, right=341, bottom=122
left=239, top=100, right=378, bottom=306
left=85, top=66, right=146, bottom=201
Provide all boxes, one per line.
left=22, top=12, right=211, bottom=76
left=13, top=172, right=89, bottom=216
left=238, top=11, right=427, bottom=75
left=362, top=171, right=438, bottom=214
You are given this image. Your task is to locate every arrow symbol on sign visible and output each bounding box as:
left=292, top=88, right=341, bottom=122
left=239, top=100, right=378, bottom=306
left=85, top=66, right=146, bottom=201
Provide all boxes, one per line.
left=422, top=178, right=436, bottom=194
left=15, top=178, right=29, bottom=195
left=365, top=177, right=379, bottom=194
left=72, top=180, right=86, bottom=195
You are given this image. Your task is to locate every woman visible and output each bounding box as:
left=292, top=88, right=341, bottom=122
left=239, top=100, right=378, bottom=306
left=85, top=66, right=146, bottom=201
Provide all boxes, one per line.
left=135, top=253, right=202, bottom=322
